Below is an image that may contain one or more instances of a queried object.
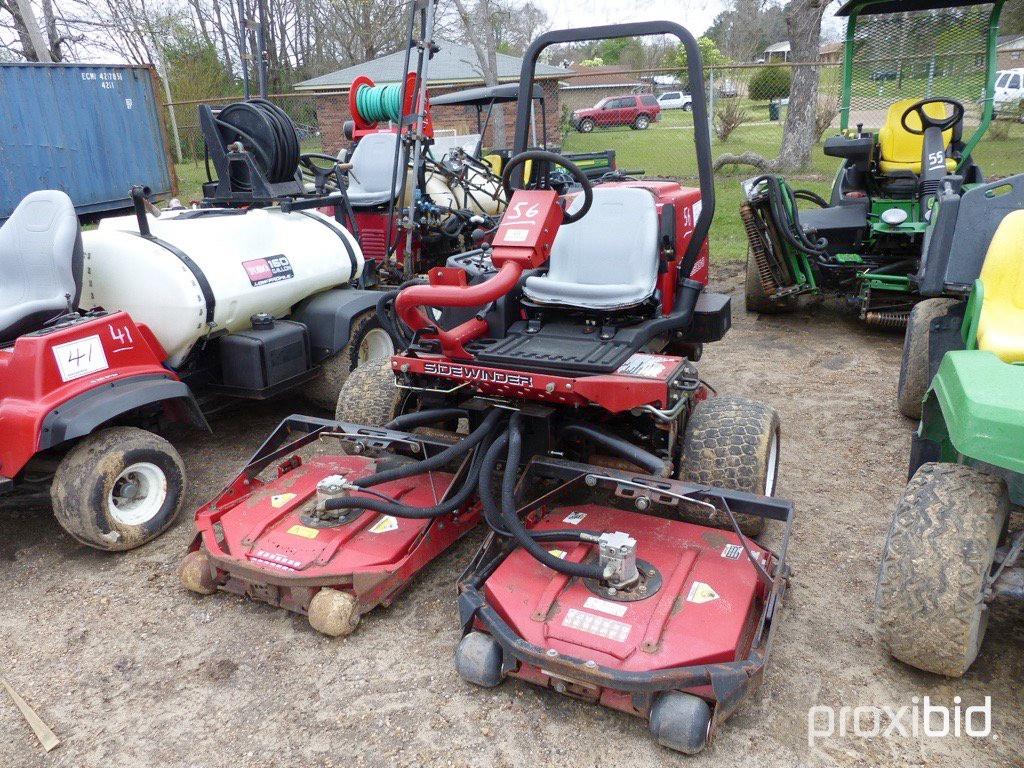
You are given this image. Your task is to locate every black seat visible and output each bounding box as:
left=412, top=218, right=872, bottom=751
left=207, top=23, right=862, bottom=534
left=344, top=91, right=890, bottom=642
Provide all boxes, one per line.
left=917, top=172, right=1024, bottom=297
left=0, top=190, right=83, bottom=343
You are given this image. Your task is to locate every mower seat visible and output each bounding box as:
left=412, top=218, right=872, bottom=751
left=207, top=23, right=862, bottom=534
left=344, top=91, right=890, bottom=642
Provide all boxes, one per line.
left=0, top=190, right=82, bottom=344
left=522, top=187, right=659, bottom=311
left=346, top=132, right=407, bottom=208
left=877, top=98, right=956, bottom=175
left=975, top=210, right=1024, bottom=363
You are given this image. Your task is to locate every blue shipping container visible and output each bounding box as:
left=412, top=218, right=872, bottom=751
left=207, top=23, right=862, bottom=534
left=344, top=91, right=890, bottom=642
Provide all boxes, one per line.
left=0, top=63, right=172, bottom=220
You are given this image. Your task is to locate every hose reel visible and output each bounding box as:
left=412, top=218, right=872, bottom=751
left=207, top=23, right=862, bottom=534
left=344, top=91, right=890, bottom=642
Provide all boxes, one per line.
left=213, top=99, right=301, bottom=189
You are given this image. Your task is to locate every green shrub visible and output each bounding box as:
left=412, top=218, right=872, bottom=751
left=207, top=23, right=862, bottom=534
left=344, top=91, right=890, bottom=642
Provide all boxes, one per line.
left=749, top=67, right=791, bottom=101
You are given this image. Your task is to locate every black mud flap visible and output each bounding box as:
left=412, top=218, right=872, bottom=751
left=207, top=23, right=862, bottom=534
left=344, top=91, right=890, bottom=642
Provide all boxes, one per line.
left=39, top=375, right=208, bottom=450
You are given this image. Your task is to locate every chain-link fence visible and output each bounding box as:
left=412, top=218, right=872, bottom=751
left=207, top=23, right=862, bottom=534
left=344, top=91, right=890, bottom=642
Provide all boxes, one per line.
left=163, top=43, right=1024, bottom=258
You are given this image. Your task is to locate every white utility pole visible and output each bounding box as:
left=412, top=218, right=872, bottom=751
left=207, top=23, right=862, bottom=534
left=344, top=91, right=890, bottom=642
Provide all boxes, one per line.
left=14, top=0, right=52, bottom=63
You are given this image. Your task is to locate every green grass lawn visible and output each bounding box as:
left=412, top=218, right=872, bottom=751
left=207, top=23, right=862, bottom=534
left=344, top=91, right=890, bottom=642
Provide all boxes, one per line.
left=173, top=113, right=1024, bottom=264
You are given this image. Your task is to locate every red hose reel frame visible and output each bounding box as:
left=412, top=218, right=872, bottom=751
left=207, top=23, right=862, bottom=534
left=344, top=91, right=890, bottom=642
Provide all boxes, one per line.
left=347, top=72, right=434, bottom=140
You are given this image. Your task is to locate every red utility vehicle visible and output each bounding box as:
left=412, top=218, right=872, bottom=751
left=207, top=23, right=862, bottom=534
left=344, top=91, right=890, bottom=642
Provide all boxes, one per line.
left=0, top=192, right=205, bottom=550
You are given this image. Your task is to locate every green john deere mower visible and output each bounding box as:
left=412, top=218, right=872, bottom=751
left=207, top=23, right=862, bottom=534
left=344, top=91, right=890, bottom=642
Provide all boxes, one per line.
left=742, top=0, right=1024, bottom=328
left=877, top=209, right=1024, bottom=677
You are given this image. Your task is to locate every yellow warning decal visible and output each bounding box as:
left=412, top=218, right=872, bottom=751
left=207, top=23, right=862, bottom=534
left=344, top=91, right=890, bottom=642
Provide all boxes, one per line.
left=286, top=524, right=319, bottom=539
left=686, top=581, right=720, bottom=604
left=271, top=493, right=297, bottom=508
left=369, top=515, right=399, bottom=534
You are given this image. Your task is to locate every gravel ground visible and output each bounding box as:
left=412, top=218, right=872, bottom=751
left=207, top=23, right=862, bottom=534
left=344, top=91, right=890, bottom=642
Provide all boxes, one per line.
left=2, top=263, right=1022, bottom=768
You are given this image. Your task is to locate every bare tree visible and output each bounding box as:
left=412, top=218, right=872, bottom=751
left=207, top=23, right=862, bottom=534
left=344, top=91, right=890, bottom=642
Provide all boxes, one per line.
left=714, top=0, right=829, bottom=172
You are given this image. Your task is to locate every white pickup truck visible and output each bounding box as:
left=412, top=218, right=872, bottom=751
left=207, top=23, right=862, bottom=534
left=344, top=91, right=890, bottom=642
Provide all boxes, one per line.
left=656, top=90, right=693, bottom=110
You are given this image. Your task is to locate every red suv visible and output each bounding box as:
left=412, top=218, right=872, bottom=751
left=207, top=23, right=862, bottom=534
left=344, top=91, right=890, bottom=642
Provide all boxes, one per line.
left=571, top=94, right=661, bottom=132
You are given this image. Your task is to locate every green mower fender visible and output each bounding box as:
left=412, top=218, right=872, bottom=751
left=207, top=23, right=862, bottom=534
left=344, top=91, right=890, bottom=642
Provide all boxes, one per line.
left=917, top=350, right=1024, bottom=502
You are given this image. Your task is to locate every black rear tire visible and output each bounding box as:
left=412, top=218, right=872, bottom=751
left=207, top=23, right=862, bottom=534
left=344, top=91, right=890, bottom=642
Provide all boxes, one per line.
left=677, top=396, right=780, bottom=537
left=896, top=298, right=957, bottom=420
left=50, top=427, right=185, bottom=551
left=877, top=463, right=1008, bottom=676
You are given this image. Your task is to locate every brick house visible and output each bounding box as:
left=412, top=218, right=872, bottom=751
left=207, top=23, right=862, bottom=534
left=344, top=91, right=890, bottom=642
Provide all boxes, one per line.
left=998, top=34, right=1024, bottom=70
left=295, top=42, right=568, bottom=154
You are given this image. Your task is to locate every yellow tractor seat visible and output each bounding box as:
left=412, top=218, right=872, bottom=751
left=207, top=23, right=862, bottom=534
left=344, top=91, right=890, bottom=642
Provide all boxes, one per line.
left=877, top=98, right=956, bottom=175
left=976, top=210, right=1024, bottom=363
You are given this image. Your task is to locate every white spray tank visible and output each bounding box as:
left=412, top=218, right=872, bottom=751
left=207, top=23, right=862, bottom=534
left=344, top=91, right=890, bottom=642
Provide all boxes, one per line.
left=81, top=207, right=363, bottom=368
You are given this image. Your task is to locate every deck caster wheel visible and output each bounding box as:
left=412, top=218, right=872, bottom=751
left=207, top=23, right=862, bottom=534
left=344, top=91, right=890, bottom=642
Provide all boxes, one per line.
left=649, top=692, right=712, bottom=755
left=179, top=550, right=217, bottom=595
left=307, top=588, right=360, bottom=637
left=455, top=631, right=504, bottom=688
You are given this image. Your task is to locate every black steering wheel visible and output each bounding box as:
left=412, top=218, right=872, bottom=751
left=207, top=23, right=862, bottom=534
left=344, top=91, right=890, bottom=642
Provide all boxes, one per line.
left=501, top=149, right=593, bottom=224
left=900, top=98, right=964, bottom=135
left=299, top=152, right=350, bottom=193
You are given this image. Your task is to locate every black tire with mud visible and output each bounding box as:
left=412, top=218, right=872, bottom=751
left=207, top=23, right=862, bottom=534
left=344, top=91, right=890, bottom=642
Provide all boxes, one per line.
left=335, top=358, right=405, bottom=426
left=50, top=427, right=186, bottom=551
left=744, top=248, right=795, bottom=314
left=896, top=298, right=957, bottom=420
left=877, top=462, right=1008, bottom=677
left=676, top=395, right=781, bottom=537
left=303, top=311, right=394, bottom=410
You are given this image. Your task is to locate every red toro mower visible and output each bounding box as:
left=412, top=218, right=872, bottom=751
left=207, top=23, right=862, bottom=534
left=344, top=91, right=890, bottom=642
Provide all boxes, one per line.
left=181, top=21, right=792, bottom=754
left=0, top=191, right=205, bottom=550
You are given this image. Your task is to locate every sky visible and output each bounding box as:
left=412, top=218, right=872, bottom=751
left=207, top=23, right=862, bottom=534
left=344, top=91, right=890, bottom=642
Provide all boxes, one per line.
left=535, top=0, right=724, bottom=36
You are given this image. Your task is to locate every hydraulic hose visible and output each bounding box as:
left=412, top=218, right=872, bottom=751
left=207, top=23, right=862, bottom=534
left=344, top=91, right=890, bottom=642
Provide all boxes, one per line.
left=754, top=175, right=829, bottom=258
left=322, top=423, right=496, bottom=520
left=375, top=278, right=425, bottom=347
left=351, top=408, right=506, bottom=490
left=492, top=414, right=605, bottom=581
left=384, top=407, right=468, bottom=431
left=478, top=428, right=602, bottom=544
left=561, top=422, right=669, bottom=477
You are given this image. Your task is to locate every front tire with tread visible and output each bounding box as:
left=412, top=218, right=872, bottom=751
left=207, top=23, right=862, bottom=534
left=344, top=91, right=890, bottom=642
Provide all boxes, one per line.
left=877, top=462, right=1008, bottom=676
left=335, top=358, right=405, bottom=426
left=304, top=311, right=395, bottom=410
left=677, top=396, right=781, bottom=536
